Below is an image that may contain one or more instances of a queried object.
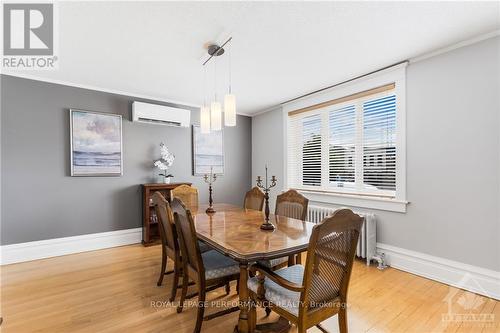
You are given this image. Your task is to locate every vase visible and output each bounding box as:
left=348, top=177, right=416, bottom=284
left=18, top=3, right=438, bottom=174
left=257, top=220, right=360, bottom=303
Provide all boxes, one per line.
left=163, top=177, right=171, bottom=184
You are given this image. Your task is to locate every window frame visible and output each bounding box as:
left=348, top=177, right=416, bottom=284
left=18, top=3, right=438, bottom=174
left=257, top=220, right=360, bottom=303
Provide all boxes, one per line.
left=283, top=63, right=408, bottom=213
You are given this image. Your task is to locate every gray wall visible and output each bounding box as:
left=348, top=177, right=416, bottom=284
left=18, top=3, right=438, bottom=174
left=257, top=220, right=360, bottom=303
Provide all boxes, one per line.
left=252, top=36, right=500, bottom=271
left=251, top=107, right=284, bottom=209
left=1, top=76, right=252, bottom=245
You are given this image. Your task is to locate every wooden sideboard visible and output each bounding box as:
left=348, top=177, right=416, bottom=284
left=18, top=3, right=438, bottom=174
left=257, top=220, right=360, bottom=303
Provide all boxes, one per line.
left=141, top=182, right=191, bottom=246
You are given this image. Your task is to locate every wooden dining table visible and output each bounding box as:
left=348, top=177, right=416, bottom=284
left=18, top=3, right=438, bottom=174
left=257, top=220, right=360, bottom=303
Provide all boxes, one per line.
left=190, top=203, right=316, bottom=333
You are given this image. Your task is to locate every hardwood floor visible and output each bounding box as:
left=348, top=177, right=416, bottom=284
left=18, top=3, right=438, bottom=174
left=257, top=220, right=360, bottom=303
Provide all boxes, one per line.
left=1, top=244, right=499, bottom=333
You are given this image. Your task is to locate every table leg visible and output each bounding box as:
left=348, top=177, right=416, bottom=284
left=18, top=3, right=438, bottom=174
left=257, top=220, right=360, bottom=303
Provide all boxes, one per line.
left=235, top=262, right=256, bottom=333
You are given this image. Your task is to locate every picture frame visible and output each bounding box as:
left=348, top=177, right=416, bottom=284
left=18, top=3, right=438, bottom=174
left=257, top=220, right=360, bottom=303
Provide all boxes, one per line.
left=70, top=109, right=123, bottom=176
left=192, top=125, right=224, bottom=176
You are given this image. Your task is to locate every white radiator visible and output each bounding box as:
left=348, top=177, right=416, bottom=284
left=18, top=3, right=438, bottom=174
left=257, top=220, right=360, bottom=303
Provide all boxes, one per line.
left=307, top=205, right=377, bottom=265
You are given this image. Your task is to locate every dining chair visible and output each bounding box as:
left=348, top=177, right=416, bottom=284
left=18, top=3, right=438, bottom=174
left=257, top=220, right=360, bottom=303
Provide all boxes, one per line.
left=275, top=189, right=309, bottom=222
left=255, top=189, right=310, bottom=272
left=275, top=189, right=309, bottom=265
left=248, top=208, right=363, bottom=333
left=152, top=192, right=211, bottom=302
left=171, top=184, right=199, bottom=210
left=245, top=187, right=287, bottom=272
left=243, top=187, right=265, bottom=211
left=171, top=198, right=241, bottom=333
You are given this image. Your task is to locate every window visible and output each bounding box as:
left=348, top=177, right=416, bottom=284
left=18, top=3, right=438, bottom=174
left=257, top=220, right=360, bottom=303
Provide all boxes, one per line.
left=287, top=78, right=404, bottom=202
left=302, top=114, right=322, bottom=186
left=329, top=105, right=356, bottom=186
left=362, top=94, right=396, bottom=192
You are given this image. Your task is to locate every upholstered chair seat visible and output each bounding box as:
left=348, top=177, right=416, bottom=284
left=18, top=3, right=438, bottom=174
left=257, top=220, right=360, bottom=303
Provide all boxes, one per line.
left=257, top=257, right=289, bottom=269
left=198, top=240, right=212, bottom=253
left=202, top=250, right=240, bottom=280
left=248, top=264, right=342, bottom=316
left=248, top=264, right=304, bottom=316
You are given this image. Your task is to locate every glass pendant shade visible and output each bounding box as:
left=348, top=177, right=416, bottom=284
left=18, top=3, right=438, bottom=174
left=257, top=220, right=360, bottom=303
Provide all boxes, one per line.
left=211, top=101, right=222, bottom=131
left=200, top=105, right=211, bottom=133
left=224, top=94, right=236, bottom=126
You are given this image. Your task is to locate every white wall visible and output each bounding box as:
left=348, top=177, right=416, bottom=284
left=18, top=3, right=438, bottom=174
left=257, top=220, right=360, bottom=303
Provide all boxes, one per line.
left=252, top=36, right=500, bottom=272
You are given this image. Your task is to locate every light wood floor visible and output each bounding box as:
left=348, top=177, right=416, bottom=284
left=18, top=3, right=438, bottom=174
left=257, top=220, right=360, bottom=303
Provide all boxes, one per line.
left=1, top=244, right=499, bottom=333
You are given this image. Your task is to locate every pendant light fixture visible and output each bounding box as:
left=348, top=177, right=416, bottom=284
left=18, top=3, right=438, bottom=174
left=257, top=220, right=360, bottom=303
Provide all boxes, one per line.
left=211, top=55, right=222, bottom=131
left=200, top=66, right=211, bottom=133
left=224, top=41, right=236, bottom=126
left=210, top=101, right=222, bottom=131
left=200, top=105, right=211, bottom=133
left=202, top=37, right=236, bottom=132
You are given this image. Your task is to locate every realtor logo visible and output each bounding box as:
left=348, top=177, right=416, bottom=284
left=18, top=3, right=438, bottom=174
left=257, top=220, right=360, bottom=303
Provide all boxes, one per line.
left=441, top=273, right=495, bottom=329
left=3, top=3, right=53, bottom=55
left=2, top=2, right=58, bottom=69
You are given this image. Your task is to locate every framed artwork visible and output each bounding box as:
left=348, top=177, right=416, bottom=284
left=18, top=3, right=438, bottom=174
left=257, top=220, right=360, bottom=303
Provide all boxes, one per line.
left=70, top=109, right=123, bottom=176
left=192, top=125, right=224, bottom=175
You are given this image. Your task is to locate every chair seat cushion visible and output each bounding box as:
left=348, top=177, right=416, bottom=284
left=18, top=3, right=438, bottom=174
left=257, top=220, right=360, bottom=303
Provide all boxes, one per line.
left=257, top=256, right=289, bottom=268
left=198, top=240, right=212, bottom=253
left=248, top=264, right=304, bottom=316
left=202, top=250, right=240, bottom=280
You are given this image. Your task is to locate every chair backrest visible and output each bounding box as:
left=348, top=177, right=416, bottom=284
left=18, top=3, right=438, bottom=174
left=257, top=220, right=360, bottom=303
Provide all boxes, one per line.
left=172, top=185, right=199, bottom=210
left=152, top=191, right=177, bottom=253
left=301, top=209, right=363, bottom=313
left=171, top=197, right=203, bottom=276
left=244, top=187, right=265, bottom=211
left=275, top=189, right=309, bottom=221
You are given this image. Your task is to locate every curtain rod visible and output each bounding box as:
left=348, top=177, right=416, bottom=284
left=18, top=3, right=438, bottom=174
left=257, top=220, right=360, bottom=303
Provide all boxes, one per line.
left=281, top=60, right=409, bottom=106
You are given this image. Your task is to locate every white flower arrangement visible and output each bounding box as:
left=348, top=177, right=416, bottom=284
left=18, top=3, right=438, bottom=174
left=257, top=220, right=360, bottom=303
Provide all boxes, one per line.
left=154, top=142, right=175, bottom=180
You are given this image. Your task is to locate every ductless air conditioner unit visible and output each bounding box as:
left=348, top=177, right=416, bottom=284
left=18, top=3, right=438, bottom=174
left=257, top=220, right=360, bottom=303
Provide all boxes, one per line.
left=132, top=101, right=190, bottom=127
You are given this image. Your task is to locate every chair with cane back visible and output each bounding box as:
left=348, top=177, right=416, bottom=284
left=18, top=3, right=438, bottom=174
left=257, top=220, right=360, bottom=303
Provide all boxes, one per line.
left=243, top=187, right=265, bottom=211
left=248, top=208, right=363, bottom=333
left=172, top=198, right=241, bottom=333
left=152, top=192, right=211, bottom=301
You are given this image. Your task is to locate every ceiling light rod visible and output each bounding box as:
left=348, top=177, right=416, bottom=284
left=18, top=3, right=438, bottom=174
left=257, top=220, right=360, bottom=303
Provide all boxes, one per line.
left=202, top=36, right=233, bottom=66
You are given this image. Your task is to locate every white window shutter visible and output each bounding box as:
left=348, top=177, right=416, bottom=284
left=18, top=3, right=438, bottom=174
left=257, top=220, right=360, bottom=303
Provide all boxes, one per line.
left=287, top=87, right=398, bottom=197
left=362, top=94, right=396, bottom=192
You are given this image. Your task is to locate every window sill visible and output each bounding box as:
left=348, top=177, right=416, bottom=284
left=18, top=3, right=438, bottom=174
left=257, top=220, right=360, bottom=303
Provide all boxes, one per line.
left=295, top=189, right=408, bottom=213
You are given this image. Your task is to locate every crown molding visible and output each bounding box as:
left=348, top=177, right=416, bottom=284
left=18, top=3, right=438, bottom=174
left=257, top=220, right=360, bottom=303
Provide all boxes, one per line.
left=1, top=73, right=201, bottom=109
left=410, top=29, right=500, bottom=64
left=1, top=73, right=254, bottom=117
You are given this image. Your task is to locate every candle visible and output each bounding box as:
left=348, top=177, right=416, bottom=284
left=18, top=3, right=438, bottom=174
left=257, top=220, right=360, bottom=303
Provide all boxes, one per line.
left=265, top=165, right=268, bottom=188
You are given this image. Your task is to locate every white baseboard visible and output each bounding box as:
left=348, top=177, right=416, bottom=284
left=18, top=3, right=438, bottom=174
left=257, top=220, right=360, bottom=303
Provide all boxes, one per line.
left=377, top=243, right=500, bottom=300
left=2, top=231, right=499, bottom=301
left=0, top=228, right=142, bottom=265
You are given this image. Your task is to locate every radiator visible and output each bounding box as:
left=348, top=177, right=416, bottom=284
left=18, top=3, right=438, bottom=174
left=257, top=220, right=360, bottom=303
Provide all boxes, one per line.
left=307, top=205, right=377, bottom=265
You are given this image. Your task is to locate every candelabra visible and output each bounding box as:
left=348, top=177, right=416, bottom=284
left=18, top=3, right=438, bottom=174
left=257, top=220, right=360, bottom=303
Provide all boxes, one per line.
left=256, top=165, right=277, bottom=231
left=203, top=167, right=217, bottom=214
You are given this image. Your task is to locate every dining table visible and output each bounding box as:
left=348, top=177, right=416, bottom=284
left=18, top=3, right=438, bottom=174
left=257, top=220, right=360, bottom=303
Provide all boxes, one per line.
left=190, top=203, right=316, bottom=333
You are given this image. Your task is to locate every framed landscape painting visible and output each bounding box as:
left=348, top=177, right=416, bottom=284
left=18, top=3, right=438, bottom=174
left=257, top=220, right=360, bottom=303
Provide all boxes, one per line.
left=70, top=109, right=123, bottom=176
left=192, top=125, right=224, bottom=175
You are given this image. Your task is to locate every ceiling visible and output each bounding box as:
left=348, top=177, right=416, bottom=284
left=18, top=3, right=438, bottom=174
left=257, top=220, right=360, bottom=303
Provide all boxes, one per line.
left=5, top=1, right=500, bottom=115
